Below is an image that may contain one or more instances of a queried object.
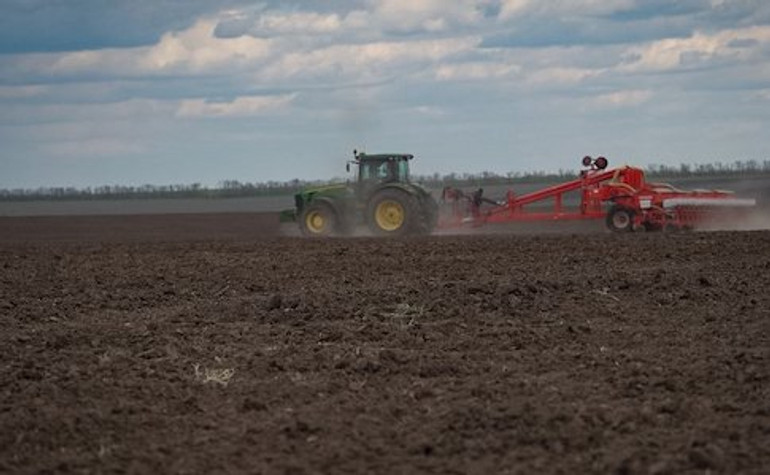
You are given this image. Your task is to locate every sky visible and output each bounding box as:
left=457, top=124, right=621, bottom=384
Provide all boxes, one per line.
left=1, top=0, right=770, bottom=189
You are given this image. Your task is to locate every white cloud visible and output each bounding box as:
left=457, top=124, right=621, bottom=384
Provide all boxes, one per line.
left=591, top=89, right=653, bottom=107
left=526, top=66, right=603, bottom=85
left=0, top=98, right=173, bottom=124
left=249, top=11, right=345, bottom=36
left=259, top=37, right=480, bottom=82
left=2, top=11, right=482, bottom=88
left=498, top=0, right=530, bottom=19
left=3, top=94, right=297, bottom=124
left=7, top=18, right=273, bottom=79
left=498, top=0, right=634, bottom=20
left=140, top=19, right=273, bottom=73
left=221, top=1, right=488, bottom=42
left=373, top=0, right=486, bottom=32
left=435, top=61, right=520, bottom=81
left=620, top=25, right=770, bottom=73
left=176, top=93, right=297, bottom=118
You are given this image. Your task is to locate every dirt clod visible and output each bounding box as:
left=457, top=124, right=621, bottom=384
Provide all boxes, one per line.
left=266, top=293, right=283, bottom=310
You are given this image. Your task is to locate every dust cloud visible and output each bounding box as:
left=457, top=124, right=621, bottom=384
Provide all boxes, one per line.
left=698, top=206, right=770, bottom=231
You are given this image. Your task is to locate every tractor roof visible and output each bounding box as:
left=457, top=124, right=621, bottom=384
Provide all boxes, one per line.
left=357, top=153, right=413, bottom=161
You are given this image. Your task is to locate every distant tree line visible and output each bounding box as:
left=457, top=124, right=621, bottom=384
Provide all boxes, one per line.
left=0, top=179, right=330, bottom=202
left=2, top=159, right=769, bottom=202
left=644, top=160, right=770, bottom=178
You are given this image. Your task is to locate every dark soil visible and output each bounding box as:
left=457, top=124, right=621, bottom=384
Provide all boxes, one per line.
left=1, top=213, right=769, bottom=474
left=0, top=213, right=281, bottom=244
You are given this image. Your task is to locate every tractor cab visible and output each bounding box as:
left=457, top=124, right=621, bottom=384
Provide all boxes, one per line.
left=351, top=152, right=413, bottom=184
left=349, top=152, right=414, bottom=200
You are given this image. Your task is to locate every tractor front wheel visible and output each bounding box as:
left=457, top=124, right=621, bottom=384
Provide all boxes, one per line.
left=300, top=202, right=337, bottom=237
left=606, top=206, right=635, bottom=233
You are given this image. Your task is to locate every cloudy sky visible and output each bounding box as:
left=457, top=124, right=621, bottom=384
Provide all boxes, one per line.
left=1, top=0, right=770, bottom=188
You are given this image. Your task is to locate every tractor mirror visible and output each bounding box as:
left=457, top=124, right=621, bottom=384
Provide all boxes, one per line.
left=346, top=163, right=350, bottom=173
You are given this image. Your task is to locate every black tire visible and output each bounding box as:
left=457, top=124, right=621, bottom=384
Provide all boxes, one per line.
left=606, top=206, right=635, bottom=233
left=299, top=202, right=337, bottom=237
left=367, top=188, right=420, bottom=236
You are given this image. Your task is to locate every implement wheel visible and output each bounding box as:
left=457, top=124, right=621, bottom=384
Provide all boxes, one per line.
left=300, top=202, right=337, bottom=237
left=367, top=189, right=419, bottom=236
left=606, top=206, right=635, bottom=233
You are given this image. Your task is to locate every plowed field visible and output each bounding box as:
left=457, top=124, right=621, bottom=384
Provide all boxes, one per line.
left=1, top=213, right=769, bottom=474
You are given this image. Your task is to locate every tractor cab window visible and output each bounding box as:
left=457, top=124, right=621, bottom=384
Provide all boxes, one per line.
left=359, top=161, right=378, bottom=181
left=360, top=159, right=409, bottom=183
left=397, top=160, right=409, bottom=181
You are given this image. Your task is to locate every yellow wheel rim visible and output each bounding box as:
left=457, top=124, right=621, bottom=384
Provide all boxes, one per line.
left=375, top=200, right=405, bottom=231
left=305, top=210, right=326, bottom=234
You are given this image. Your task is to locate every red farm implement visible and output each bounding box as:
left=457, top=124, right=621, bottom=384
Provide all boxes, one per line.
left=438, top=156, right=756, bottom=232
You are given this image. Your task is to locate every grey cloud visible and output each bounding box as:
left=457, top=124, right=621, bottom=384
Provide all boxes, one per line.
left=482, top=17, right=693, bottom=48
left=0, top=0, right=254, bottom=53
left=706, top=0, right=770, bottom=28
left=214, top=16, right=258, bottom=39
left=607, top=0, right=711, bottom=22
left=485, top=0, right=770, bottom=49
left=728, top=38, right=760, bottom=48
left=212, top=1, right=366, bottom=39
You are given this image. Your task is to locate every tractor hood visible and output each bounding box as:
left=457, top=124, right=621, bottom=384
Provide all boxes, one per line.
left=297, top=183, right=348, bottom=196
left=296, top=183, right=350, bottom=201
left=293, top=182, right=352, bottom=214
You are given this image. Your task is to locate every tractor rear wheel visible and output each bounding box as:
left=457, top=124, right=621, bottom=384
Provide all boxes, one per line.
left=299, top=202, right=337, bottom=237
left=367, top=189, right=420, bottom=236
left=606, top=206, right=635, bottom=233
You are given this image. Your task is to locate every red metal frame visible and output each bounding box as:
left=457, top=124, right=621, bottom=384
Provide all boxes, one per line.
left=437, top=159, right=755, bottom=232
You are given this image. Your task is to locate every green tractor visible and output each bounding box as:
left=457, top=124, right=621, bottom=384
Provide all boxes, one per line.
left=281, top=151, right=439, bottom=237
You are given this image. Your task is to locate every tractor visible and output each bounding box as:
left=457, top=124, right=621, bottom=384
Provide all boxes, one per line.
left=282, top=151, right=439, bottom=237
